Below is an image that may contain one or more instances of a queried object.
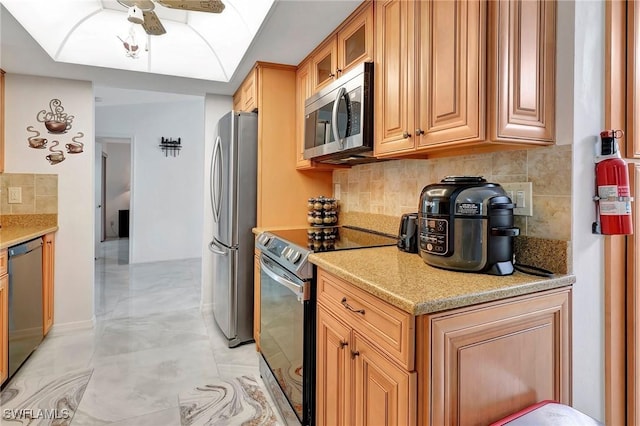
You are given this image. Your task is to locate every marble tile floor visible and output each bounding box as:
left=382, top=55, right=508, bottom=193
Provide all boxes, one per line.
left=1, top=239, right=283, bottom=425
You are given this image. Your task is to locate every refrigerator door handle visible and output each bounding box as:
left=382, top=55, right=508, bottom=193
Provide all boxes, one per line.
left=210, top=136, right=223, bottom=223
left=208, top=239, right=228, bottom=255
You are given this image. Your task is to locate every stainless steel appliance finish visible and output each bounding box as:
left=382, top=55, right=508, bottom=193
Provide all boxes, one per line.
left=7, top=238, right=44, bottom=382
left=419, top=176, right=519, bottom=275
left=209, top=111, right=258, bottom=347
left=256, top=226, right=397, bottom=425
left=303, top=62, right=374, bottom=164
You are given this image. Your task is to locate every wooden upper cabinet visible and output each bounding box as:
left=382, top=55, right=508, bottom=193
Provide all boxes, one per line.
left=233, top=68, right=258, bottom=112
left=296, top=60, right=313, bottom=169
left=311, top=1, right=373, bottom=94
left=375, top=0, right=556, bottom=159
left=417, top=0, right=486, bottom=148
left=488, top=0, right=556, bottom=144
left=312, top=38, right=339, bottom=93
left=337, top=1, right=373, bottom=77
left=374, top=0, right=416, bottom=156
left=0, top=69, right=5, bottom=173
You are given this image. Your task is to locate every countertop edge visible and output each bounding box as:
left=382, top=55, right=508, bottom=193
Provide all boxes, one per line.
left=309, top=253, right=576, bottom=316
left=1, top=226, right=59, bottom=250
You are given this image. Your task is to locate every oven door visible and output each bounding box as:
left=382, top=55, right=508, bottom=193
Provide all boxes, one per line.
left=259, top=254, right=311, bottom=424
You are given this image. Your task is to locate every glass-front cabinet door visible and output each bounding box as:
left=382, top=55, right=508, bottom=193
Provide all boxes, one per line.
left=337, top=2, right=373, bottom=77
left=312, top=39, right=337, bottom=93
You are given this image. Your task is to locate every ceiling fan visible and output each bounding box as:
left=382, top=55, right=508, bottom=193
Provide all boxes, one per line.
left=116, top=0, right=225, bottom=35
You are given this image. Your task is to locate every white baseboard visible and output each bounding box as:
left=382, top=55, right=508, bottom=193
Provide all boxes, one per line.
left=47, top=317, right=96, bottom=336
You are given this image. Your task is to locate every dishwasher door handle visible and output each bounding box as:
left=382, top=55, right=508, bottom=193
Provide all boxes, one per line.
left=8, top=238, right=43, bottom=257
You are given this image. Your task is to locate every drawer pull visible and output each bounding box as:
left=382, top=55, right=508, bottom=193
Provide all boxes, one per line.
left=339, top=340, right=348, bottom=348
left=351, top=350, right=360, bottom=359
left=341, top=297, right=365, bottom=315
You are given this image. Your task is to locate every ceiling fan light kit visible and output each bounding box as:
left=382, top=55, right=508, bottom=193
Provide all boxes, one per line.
left=127, top=6, right=144, bottom=24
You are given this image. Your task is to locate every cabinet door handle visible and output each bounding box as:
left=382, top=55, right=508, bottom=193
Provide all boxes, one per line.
left=336, top=68, right=342, bottom=74
left=415, top=128, right=425, bottom=136
left=351, top=350, right=360, bottom=359
left=403, top=131, right=411, bottom=139
left=339, top=340, right=348, bottom=348
left=329, top=72, right=336, bottom=78
left=341, top=297, right=365, bottom=315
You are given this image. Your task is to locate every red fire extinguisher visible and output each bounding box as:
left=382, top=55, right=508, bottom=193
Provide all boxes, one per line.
left=594, top=129, right=633, bottom=235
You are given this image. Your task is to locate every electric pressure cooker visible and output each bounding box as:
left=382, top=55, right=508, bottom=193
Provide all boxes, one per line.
left=418, top=176, right=520, bottom=275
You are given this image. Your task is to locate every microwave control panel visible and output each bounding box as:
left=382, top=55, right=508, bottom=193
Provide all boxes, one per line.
left=420, top=217, right=448, bottom=255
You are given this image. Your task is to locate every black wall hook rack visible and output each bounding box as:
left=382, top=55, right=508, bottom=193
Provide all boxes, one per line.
left=159, top=137, right=181, bottom=157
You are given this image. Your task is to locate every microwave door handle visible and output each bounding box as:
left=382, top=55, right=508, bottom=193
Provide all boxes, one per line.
left=332, top=87, right=347, bottom=148
left=260, top=257, right=307, bottom=302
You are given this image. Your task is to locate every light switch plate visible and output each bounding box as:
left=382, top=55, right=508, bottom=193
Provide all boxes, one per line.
left=500, top=182, right=533, bottom=216
left=8, top=187, right=22, bottom=204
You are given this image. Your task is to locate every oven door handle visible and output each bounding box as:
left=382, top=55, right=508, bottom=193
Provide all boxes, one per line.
left=260, top=257, right=307, bottom=302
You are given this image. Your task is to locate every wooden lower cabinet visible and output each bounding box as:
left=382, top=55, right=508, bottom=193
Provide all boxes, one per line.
left=316, top=267, right=417, bottom=426
left=418, top=287, right=571, bottom=425
left=42, top=233, right=55, bottom=336
left=353, top=333, right=417, bottom=426
left=316, top=267, right=572, bottom=426
left=316, top=304, right=416, bottom=426
left=0, top=265, right=7, bottom=385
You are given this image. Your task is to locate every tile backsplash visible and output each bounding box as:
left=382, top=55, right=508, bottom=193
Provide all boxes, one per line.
left=333, top=145, right=572, bottom=241
left=0, top=173, right=58, bottom=215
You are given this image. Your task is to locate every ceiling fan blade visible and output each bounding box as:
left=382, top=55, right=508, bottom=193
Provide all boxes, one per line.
left=155, top=0, right=225, bottom=13
left=117, top=0, right=155, bottom=11
left=142, top=11, right=166, bottom=35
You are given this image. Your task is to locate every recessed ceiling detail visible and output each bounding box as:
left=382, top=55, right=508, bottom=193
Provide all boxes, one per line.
left=0, top=0, right=275, bottom=81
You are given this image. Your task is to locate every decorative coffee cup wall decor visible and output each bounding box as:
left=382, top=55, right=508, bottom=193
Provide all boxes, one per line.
left=65, top=132, right=84, bottom=154
left=37, top=99, right=74, bottom=134
left=46, top=140, right=66, bottom=165
left=26, top=126, right=48, bottom=149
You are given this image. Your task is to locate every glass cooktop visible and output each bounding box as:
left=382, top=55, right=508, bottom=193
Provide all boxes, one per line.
left=268, top=226, right=398, bottom=252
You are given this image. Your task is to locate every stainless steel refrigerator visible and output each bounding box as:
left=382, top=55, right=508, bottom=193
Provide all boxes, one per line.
left=209, top=111, right=257, bottom=347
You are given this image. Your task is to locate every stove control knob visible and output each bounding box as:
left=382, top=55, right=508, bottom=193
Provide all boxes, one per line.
left=282, top=247, right=292, bottom=258
left=258, top=234, right=271, bottom=246
left=289, top=251, right=302, bottom=264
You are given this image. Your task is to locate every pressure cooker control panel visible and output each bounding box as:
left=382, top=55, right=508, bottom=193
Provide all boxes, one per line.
left=421, top=217, right=448, bottom=255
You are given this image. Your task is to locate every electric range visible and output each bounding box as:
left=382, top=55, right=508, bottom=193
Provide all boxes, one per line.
left=255, top=225, right=397, bottom=425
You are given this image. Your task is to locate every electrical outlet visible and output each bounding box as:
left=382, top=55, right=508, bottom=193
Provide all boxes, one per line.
left=500, top=182, right=533, bottom=216
left=8, top=187, right=22, bottom=204
left=334, top=183, right=341, bottom=200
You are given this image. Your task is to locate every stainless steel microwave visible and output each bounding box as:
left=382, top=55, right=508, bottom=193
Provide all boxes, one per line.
left=303, top=62, right=374, bottom=163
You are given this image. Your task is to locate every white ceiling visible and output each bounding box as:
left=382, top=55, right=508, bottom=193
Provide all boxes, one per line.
left=0, top=0, right=363, bottom=104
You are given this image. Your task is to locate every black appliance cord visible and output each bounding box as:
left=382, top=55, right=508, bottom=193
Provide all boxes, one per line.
left=513, top=262, right=555, bottom=278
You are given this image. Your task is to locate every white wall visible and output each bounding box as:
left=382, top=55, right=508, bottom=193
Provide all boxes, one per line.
left=570, top=0, right=606, bottom=420
left=201, top=94, right=233, bottom=311
left=103, top=142, right=131, bottom=238
left=4, top=74, right=95, bottom=329
left=95, top=100, right=205, bottom=263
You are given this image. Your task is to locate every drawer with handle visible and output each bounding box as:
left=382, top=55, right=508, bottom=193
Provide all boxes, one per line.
left=316, top=268, right=414, bottom=369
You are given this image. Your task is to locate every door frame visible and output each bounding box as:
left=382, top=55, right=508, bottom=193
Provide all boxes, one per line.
left=605, top=1, right=638, bottom=424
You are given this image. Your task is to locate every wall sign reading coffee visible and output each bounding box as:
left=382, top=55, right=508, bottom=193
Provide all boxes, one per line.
left=26, top=98, right=85, bottom=165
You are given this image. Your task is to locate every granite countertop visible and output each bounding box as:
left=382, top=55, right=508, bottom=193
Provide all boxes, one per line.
left=309, top=246, right=575, bottom=316
left=1, top=225, right=58, bottom=249
left=0, top=214, right=58, bottom=249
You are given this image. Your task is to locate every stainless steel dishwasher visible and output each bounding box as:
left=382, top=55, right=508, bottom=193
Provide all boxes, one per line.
left=7, top=237, right=43, bottom=381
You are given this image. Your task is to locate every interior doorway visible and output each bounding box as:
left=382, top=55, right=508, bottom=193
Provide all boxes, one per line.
left=95, top=136, right=133, bottom=262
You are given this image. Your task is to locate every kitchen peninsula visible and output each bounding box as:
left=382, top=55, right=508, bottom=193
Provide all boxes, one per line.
left=311, top=244, right=573, bottom=425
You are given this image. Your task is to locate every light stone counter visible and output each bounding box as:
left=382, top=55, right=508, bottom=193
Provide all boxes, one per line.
left=0, top=225, right=58, bottom=249
left=309, top=246, right=575, bottom=316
